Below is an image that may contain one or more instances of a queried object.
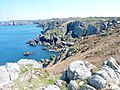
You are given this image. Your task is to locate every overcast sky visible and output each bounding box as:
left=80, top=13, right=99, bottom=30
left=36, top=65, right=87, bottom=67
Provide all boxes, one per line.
left=0, top=0, right=120, bottom=21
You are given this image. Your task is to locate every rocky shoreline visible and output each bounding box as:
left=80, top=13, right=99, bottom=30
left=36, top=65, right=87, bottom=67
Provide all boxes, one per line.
left=1, top=17, right=120, bottom=90
left=26, top=17, right=120, bottom=64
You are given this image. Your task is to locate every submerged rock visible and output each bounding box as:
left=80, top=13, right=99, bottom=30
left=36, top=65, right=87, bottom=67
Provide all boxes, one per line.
left=23, top=52, right=35, bottom=56
left=26, top=40, right=37, bottom=46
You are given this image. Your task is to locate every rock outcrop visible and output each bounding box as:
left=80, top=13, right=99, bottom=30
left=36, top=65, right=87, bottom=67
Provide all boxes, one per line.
left=66, top=21, right=85, bottom=38
left=23, top=52, right=35, bottom=56
left=0, top=57, right=120, bottom=90
left=61, top=60, right=95, bottom=81
left=6, top=63, right=20, bottom=81
left=0, top=66, right=11, bottom=85
left=17, top=59, right=43, bottom=68
left=80, top=84, right=96, bottom=90
left=68, top=80, right=79, bottom=90
left=54, top=79, right=66, bottom=87
left=60, top=57, right=120, bottom=90
left=42, top=85, right=60, bottom=90
left=88, top=75, right=107, bottom=89
left=0, top=59, right=42, bottom=89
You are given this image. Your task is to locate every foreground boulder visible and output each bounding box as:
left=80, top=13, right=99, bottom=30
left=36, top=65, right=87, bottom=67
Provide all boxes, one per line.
left=88, top=75, right=107, bottom=89
left=61, top=60, right=95, bottom=81
left=54, top=80, right=66, bottom=87
left=60, top=57, right=120, bottom=90
left=80, top=84, right=96, bottom=90
left=68, top=80, right=79, bottom=90
left=102, top=57, right=120, bottom=71
left=42, top=85, right=60, bottom=90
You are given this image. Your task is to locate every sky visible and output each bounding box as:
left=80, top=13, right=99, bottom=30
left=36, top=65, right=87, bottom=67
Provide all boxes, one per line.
left=0, top=0, right=120, bottom=21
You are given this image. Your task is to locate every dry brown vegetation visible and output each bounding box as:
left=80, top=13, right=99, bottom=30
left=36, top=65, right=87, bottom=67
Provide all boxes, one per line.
left=47, top=26, right=120, bottom=74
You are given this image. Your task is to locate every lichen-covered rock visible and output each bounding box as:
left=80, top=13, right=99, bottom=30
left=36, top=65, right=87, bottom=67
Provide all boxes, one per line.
left=95, top=66, right=120, bottom=85
left=6, top=63, right=20, bottom=81
left=42, top=85, right=60, bottom=90
left=88, top=75, right=107, bottom=89
left=109, top=83, right=120, bottom=90
left=17, top=59, right=42, bottom=68
left=68, top=80, right=79, bottom=90
left=101, top=57, right=120, bottom=84
left=67, top=60, right=94, bottom=80
left=80, top=84, right=96, bottom=90
left=102, top=57, right=120, bottom=71
left=0, top=66, right=10, bottom=85
left=54, top=79, right=66, bottom=87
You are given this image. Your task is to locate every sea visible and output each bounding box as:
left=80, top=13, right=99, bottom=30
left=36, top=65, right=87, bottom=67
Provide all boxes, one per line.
left=0, top=24, right=57, bottom=65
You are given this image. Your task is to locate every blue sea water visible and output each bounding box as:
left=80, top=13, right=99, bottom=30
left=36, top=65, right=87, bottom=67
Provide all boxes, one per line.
left=0, top=24, right=57, bottom=65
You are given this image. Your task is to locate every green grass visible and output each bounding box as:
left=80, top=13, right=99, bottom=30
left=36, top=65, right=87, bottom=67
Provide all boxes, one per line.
left=20, top=64, right=33, bottom=74
left=12, top=67, right=62, bottom=90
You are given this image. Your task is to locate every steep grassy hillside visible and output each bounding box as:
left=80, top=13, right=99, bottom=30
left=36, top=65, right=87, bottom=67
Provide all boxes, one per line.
left=47, top=25, right=120, bottom=74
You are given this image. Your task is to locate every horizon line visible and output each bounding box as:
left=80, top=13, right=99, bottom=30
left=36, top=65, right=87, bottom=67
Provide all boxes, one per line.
left=0, top=16, right=119, bottom=22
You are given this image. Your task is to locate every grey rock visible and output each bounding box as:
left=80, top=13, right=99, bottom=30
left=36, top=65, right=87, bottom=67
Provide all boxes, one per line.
left=66, top=47, right=77, bottom=57
left=0, top=82, right=13, bottom=90
left=86, top=25, right=98, bottom=36
left=109, top=83, right=120, bottom=90
left=23, top=52, right=35, bottom=56
left=67, top=60, right=93, bottom=80
left=95, top=69, right=111, bottom=82
left=66, top=51, right=72, bottom=57
left=102, top=57, right=120, bottom=84
left=80, top=84, right=96, bottom=90
left=102, top=66, right=120, bottom=85
left=66, top=21, right=85, bottom=38
left=26, top=40, right=37, bottom=46
left=42, top=85, right=60, bottom=90
left=60, top=70, right=67, bottom=80
left=6, top=63, right=20, bottom=81
left=102, top=57, right=120, bottom=71
left=54, top=79, right=66, bottom=87
left=17, top=59, right=42, bottom=68
left=88, top=75, right=107, bottom=89
left=74, top=68, right=91, bottom=80
left=84, top=61, right=96, bottom=71
left=68, top=80, right=79, bottom=90
left=0, top=66, right=10, bottom=85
